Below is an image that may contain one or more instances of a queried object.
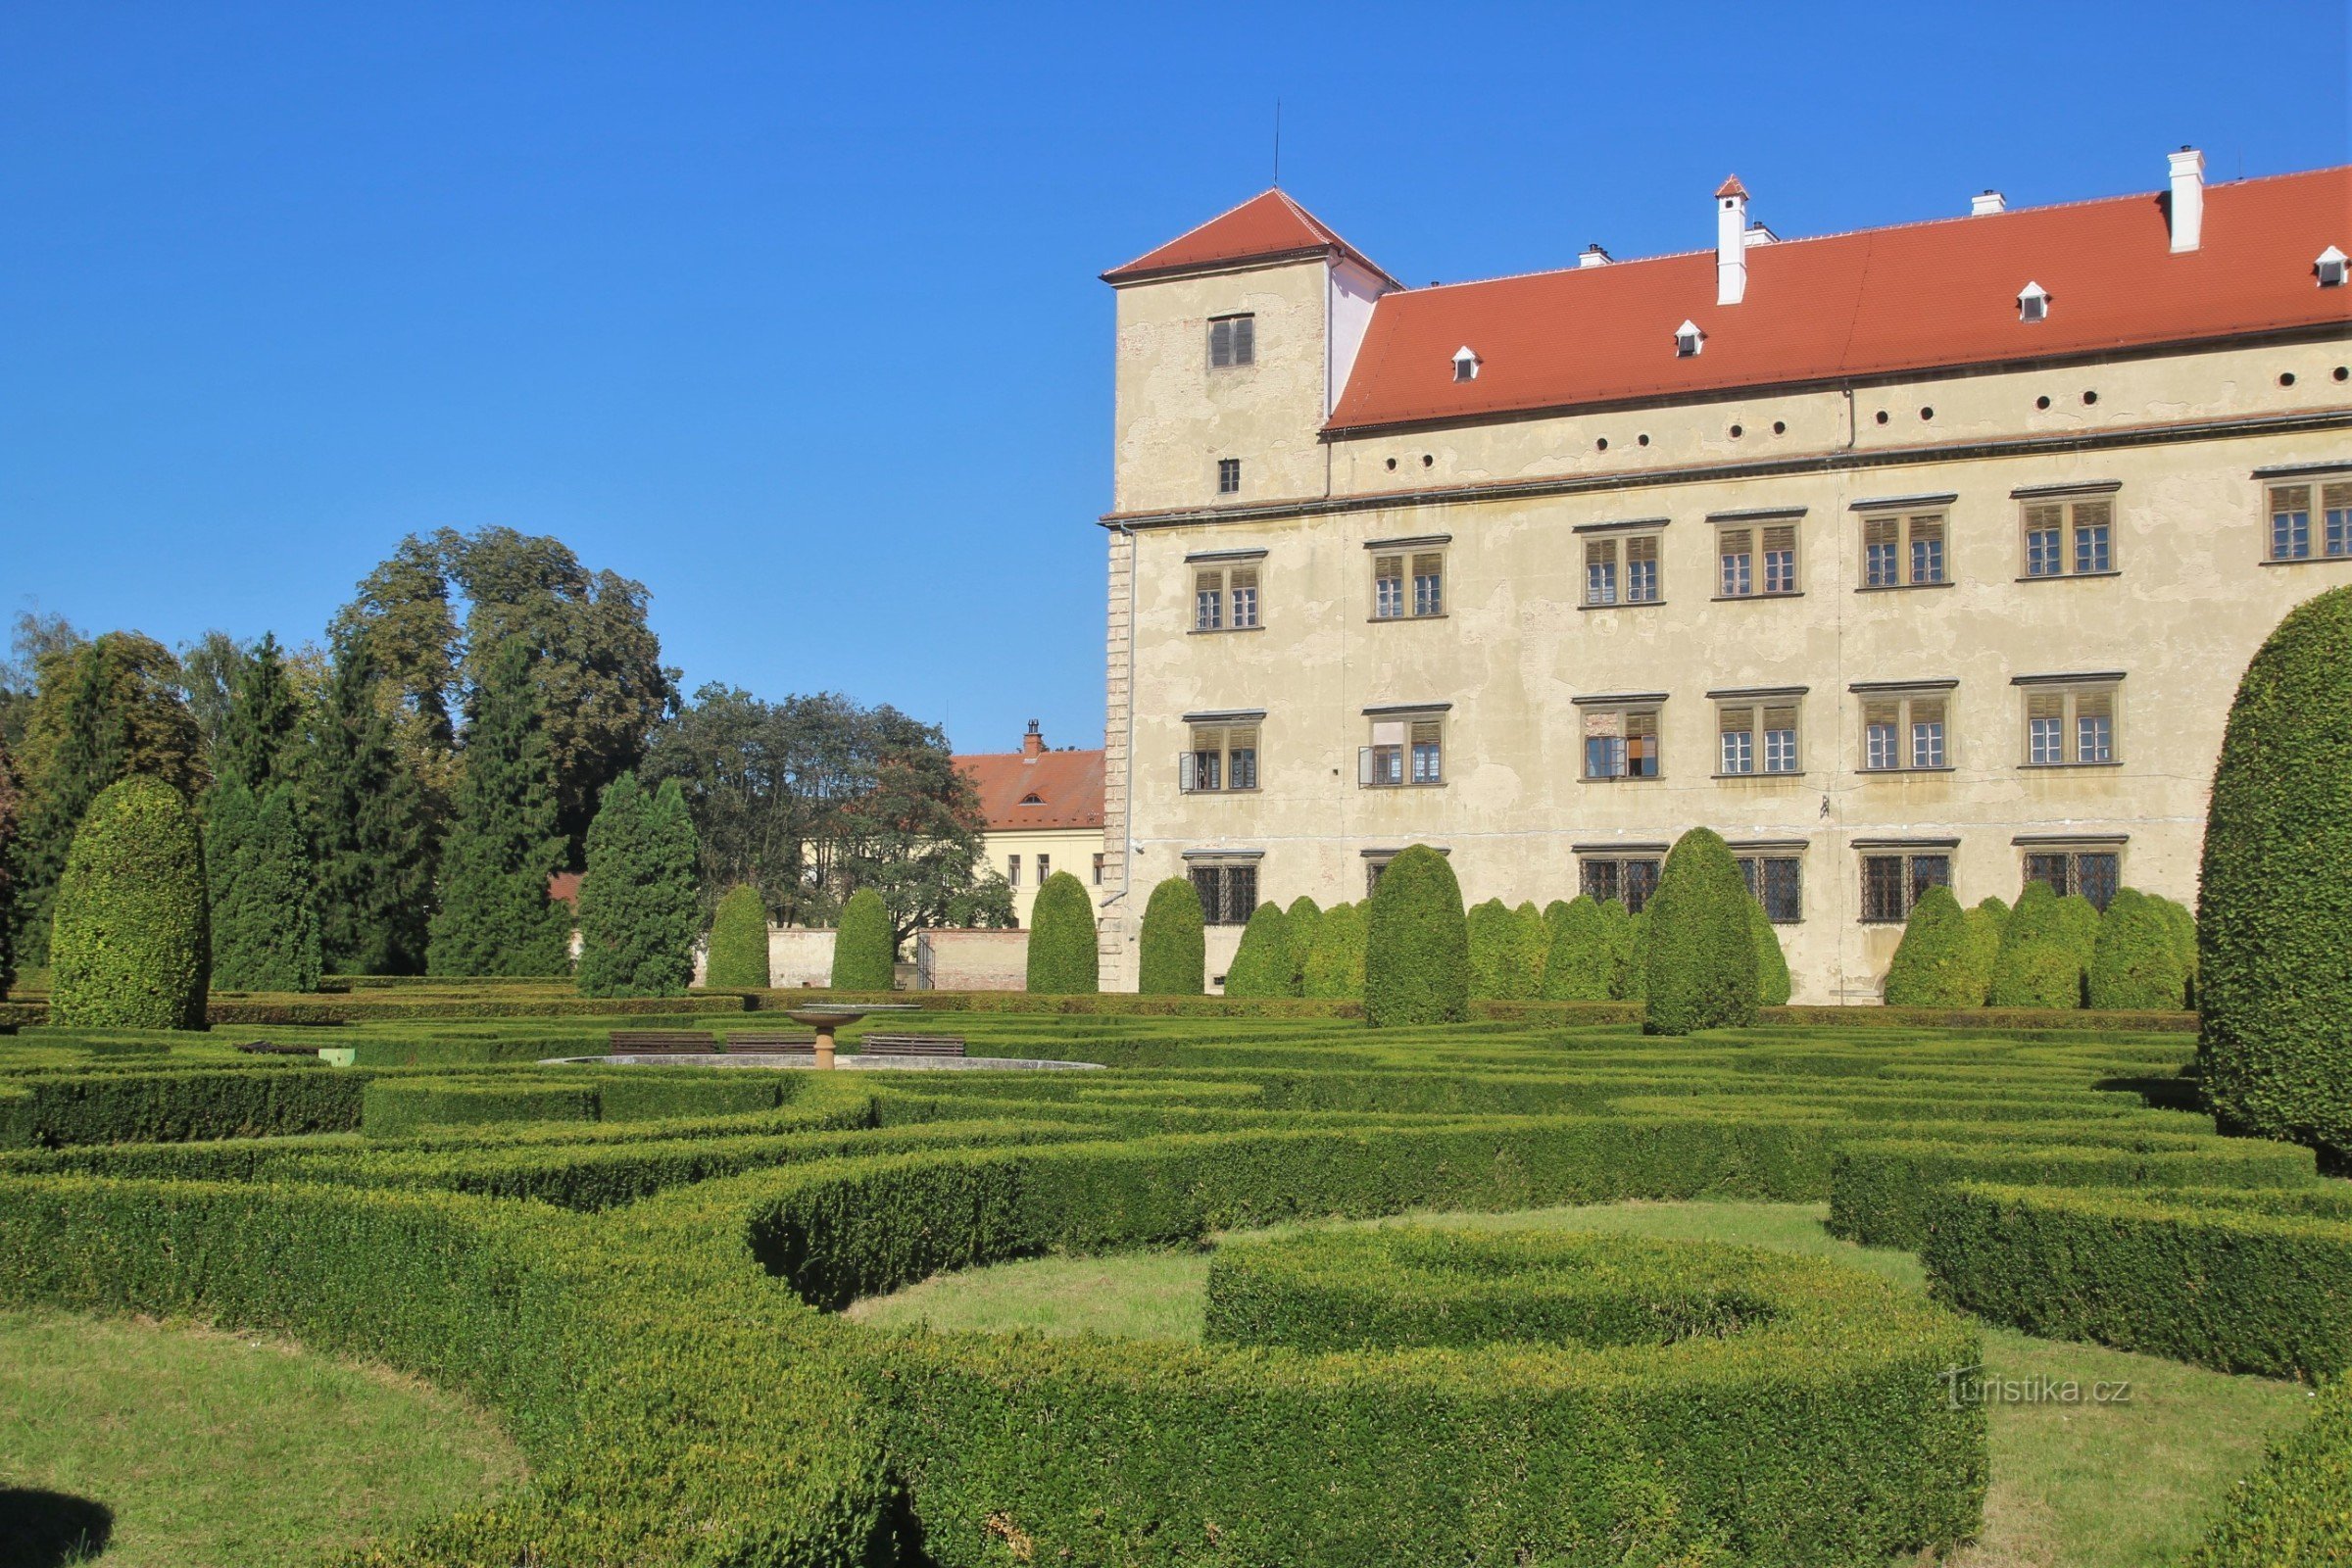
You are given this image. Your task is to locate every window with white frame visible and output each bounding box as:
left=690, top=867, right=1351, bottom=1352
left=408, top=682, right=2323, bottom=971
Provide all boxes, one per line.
left=1208, top=314, right=1254, bottom=368
left=1859, top=849, right=1951, bottom=923
left=2022, top=848, right=2121, bottom=910
left=1006, top=854, right=1021, bottom=889
left=2266, top=478, right=2352, bottom=562
left=1859, top=688, right=1952, bottom=771
left=1580, top=855, right=1662, bottom=912
left=1717, top=699, right=1800, bottom=775
left=1737, top=854, right=1804, bottom=922
left=2021, top=493, right=2116, bottom=577
left=1861, top=511, right=1947, bottom=588
left=1192, top=563, right=1260, bottom=631
left=1092, top=853, right=1104, bottom=887
left=1372, top=550, right=1445, bottom=618
left=1188, top=859, right=1258, bottom=926
left=1180, top=723, right=1259, bottom=792
left=1037, top=855, right=1051, bottom=883
left=1582, top=703, right=1662, bottom=780
left=2021, top=682, right=2119, bottom=766
left=1719, top=521, right=1798, bottom=598
left=1583, top=532, right=1662, bottom=607
left=1360, top=713, right=1444, bottom=787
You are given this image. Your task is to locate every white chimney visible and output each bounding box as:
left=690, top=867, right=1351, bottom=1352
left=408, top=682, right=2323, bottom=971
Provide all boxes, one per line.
left=1579, top=243, right=1613, bottom=269
left=1972, top=190, right=2006, bottom=216
left=1716, top=174, right=1748, bottom=305
left=2169, top=146, right=2205, bottom=254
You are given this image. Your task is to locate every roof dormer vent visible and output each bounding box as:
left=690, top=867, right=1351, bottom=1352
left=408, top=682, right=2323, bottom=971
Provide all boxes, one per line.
left=1744, top=221, right=1780, bottom=247
left=1579, top=244, right=1612, bottom=268
left=2319, top=246, right=2349, bottom=287
left=2017, top=281, right=2050, bottom=323
left=1972, top=190, right=2007, bottom=216
left=1674, top=319, right=1704, bottom=359
left=1452, top=346, right=1481, bottom=382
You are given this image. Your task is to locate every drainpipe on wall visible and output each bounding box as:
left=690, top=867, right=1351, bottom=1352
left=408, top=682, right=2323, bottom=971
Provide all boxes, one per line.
left=1102, top=520, right=1140, bottom=917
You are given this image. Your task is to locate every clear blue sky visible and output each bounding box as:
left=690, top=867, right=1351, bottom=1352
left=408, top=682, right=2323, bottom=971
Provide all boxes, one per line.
left=4, top=2, right=2345, bottom=754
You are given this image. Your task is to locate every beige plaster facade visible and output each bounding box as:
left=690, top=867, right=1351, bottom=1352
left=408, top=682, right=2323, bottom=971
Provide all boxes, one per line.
left=1094, top=206, right=2352, bottom=1001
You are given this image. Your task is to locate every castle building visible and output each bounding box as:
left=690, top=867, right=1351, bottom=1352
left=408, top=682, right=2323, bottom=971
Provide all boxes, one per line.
left=1092, top=153, right=2352, bottom=1000
left=956, top=721, right=1105, bottom=928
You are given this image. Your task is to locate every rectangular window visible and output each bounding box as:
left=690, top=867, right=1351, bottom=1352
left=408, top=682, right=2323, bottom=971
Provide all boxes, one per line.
left=1373, top=551, right=1444, bottom=618
left=1864, top=512, right=1948, bottom=587
left=1584, top=538, right=1619, bottom=606
left=1584, top=534, right=1662, bottom=607
left=1207, top=314, right=1254, bottom=368
left=1193, top=568, right=1223, bottom=631
left=2023, top=496, right=2117, bottom=576
left=1190, top=862, right=1257, bottom=926
left=1738, top=856, right=1803, bottom=923
left=1721, top=523, right=1798, bottom=597
left=1861, top=691, right=1953, bottom=771
left=1006, top=854, right=1021, bottom=889
left=2022, top=685, right=2120, bottom=766
left=1860, top=852, right=1950, bottom=923
left=1718, top=702, right=1799, bottom=775
left=1581, top=857, right=1662, bottom=914
left=2268, top=481, right=2352, bottom=562
left=1181, top=725, right=1258, bottom=792
left=1626, top=533, right=1660, bottom=602
left=1412, top=552, right=1444, bottom=615
left=1037, top=855, right=1050, bottom=883
left=1583, top=707, right=1661, bottom=780
left=1092, top=853, right=1104, bottom=888
left=2023, top=850, right=2122, bottom=911
left=1216, top=458, right=1241, bottom=496
left=1360, top=715, right=1442, bottom=787
left=1195, top=564, right=1261, bottom=631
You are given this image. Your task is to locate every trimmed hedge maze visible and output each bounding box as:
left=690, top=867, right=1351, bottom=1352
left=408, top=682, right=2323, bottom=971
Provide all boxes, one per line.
left=0, top=1012, right=2344, bottom=1565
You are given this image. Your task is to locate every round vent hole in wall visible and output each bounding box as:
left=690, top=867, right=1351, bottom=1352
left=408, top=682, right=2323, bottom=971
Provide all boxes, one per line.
left=1772, top=420, right=1786, bottom=435
left=2082, top=390, right=2099, bottom=406
left=1920, top=406, right=1935, bottom=420
left=1638, top=433, right=1650, bottom=447
left=1874, top=410, right=1889, bottom=425
left=2279, top=372, right=2297, bottom=387
left=2035, top=396, right=2051, bottom=410
left=1595, top=437, right=1608, bottom=452
left=1729, top=423, right=1743, bottom=439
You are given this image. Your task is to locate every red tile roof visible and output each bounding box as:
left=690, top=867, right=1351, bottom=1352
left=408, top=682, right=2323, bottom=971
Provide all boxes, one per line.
left=1103, top=188, right=1401, bottom=288
left=1326, top=167, right=2352, bottom=433
left=956, top=748, right=1105, bottom=832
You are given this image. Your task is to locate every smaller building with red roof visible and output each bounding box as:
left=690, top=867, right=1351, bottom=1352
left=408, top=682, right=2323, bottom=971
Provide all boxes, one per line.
left=955, top=721, right=1105, bottom=927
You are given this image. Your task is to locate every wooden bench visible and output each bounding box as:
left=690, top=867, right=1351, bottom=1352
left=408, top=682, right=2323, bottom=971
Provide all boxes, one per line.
left=608, top=1030, right=716, bottom=1055
left=725, top=1032, right=816, bottom=1055
left=858, top=1033, right=966, bottom=1057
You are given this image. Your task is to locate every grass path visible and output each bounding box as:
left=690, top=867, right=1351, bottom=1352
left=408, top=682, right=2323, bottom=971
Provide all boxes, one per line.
left=846, top=1200, right=2315, bottom=1568
left=0, top=1308, right=526, bottom=1568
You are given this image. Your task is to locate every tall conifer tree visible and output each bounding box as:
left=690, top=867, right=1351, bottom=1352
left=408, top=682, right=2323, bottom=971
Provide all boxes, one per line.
left=0, top=739, right=21, bottom=997
left=575, top=772, right=697, bottom=997
left=311, top=649, right=435, bottom=974
left=15, top=641, right=129, bottom=965
left=205, top=635, right=323, bottom=991
left=428, top=637, right=570, bottom=976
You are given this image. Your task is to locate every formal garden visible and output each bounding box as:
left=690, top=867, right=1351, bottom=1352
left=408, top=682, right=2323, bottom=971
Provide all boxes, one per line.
left=0, top=593, right=2347, bottom=1566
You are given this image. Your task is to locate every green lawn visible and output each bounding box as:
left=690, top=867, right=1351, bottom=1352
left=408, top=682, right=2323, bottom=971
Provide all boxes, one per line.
left=0, top=1307, right=526, bottom=1568
left=846, top=1200, right=2315, bottom=1568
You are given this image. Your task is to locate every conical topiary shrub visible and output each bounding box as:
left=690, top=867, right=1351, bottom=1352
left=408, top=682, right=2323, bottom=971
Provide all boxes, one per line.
left=1219, top=901, right=1292, bottom=998
left=2087, top=887, right=2191, bottom=1010
left=1883, top=886, right=1980, bottom=1008
left=1539, top=896, right=1614, bottom=1001
left=2201, top=586, right=2352, bottom=1157
left=1987, top=881, right=2080, bottom=1008
left=1641, top=828, right=1758, bottom=1035
left=50, top=776, right=209, bottom=1029
left=705, top=884, right=771, bottom=988
left=830, top=887, right=896, bottom=992
left=1465, top=899, right=1516, bottom=1001
left=1962, top=901, right=2008, bottom=1005
left=1138, top=876, right=1204, bottom=996
left=1607, top=903, right=1644, bottom=1003
left=1300, top=902, right=1366, bottom=999
left=1364, top=845, right=1468, bottom=1027
left=1282, top=897, right=1322, bottom=998
left=1026, top=870, right=1099, bottom=995
left=1506, top=902, right=1549, bottom=1000
left=2053, top=895, right=2103, bottom=1001
left=1749, top=899, right=1792, bottom=1006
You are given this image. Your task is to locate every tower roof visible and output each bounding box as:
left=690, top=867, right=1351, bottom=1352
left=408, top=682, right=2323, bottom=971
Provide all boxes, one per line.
left=1102, top=188, right=1399, bottom=288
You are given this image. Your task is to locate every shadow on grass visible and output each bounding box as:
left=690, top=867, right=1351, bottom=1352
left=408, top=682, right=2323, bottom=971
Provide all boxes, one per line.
left=0, top=1488, right=113, bottom=1566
